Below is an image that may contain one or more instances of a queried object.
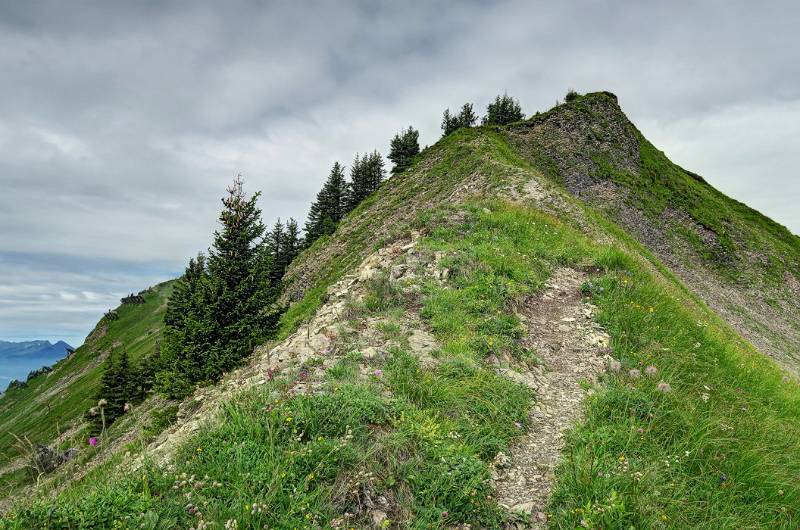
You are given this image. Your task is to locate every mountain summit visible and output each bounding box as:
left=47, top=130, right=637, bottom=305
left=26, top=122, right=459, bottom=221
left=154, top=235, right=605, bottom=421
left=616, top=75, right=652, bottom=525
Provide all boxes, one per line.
left=1, top=92, right=798, bottom=528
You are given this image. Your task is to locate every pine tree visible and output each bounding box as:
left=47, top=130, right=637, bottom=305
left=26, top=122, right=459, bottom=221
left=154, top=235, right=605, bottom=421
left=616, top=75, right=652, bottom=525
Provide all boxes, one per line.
left=305, top=162, right=347, bottom=243
left=457, top=103, right=478, bottom=128
left=483, top=93, right=524, bottom=125
left=266, top=219, right=286, bottom=285
left=345, top=153, right=373, bottom=212
left=388, top=126, right=420, bottom=176
left=157, top=254, right=208, bottom=397
left=441, top=103, right=478, bottom=137
left=157, top=176, right=278, bottom=398
left=283, top=218, right=302, bottom=266
left=202, top=176, right=276, bottom=380
left=93, top=347, right=132, bottom=432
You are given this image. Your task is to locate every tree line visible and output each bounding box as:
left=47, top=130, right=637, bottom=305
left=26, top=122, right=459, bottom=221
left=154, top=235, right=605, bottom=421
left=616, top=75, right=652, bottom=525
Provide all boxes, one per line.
left=94, top=90, right=558, bottom=416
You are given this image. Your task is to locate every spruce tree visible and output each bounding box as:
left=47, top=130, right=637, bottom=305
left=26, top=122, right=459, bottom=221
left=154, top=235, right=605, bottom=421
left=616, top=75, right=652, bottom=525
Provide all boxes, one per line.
left=304, top=162, right=347, bottom=244
left=441, top=103, right=478, bottom=137
left=266, top=219, right=286, bottom=285
left=457, top=103, right=478, bottom=128
left=345, top=153, right=367, bottom=212
left=157, top=176, right=277, bottom=397
left=203, top=176, right=275, bottom=379
left=388, top=126, right=420, bottom=176
left=483, top=93, right=524, bottom=125
left=441, top=108, right=458, bottom=136
left=157, top=254, right=208, bottom=397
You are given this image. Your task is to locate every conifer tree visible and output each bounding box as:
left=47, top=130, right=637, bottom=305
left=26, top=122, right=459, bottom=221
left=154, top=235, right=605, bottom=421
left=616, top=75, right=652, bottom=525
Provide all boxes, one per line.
left=388, top=126, right=420, bottom=175
left=304, top=162, right=347, bottom=244
left=483, top=93, right=524, bottom=125
left=157, top=176, right=278, bottom=397
left=157, top=254, right=208, bottom=397
left=93, top=348, right=132, bottom=432
left=441, top=108, right=458, bottom=136
left=457, top=103, right=478, bottom=128
left=266, top=219, right=286, bottom=285
left=345, top=152, right=384, bottom=212
left=441, top=103, right=478, bottom=137
left=202, top=176, right=275, bottom=379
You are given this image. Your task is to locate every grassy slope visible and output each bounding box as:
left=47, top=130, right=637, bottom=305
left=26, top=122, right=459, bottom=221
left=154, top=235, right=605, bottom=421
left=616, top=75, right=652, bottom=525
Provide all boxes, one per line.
left=0, top=281, right=173, bottom=495
left=3, top=100, right=799, bottom=528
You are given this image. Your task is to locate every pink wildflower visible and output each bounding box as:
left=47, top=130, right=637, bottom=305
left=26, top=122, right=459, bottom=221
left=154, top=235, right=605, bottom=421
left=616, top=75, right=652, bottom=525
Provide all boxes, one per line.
left=645, top=365, right=658, bottom=376
left=374, top=369, right=383, bottom=378
left=89, top=437, right=98, bottom=447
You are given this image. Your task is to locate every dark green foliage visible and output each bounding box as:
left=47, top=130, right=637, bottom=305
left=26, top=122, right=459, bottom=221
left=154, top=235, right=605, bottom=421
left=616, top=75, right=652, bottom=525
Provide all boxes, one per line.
left=305, top=162, right=348, bottom=244
left=26, top=365, right=52, bottom=382
left=388, top=126, right=420, bottom=175
left=483, top=93, right=524, bottom=125
left=265, top=218, right=301, bottom=284
left=156, top=177, right=280, bottom=398
left=564, top=88, right=579, bottom=102
left=441, top=103, right=478, bottom=137
left=93, top=348, right=132, bottom=433
left=345, top=151, right=385, bottom=212
left=6, top=379, right=26, bottom=392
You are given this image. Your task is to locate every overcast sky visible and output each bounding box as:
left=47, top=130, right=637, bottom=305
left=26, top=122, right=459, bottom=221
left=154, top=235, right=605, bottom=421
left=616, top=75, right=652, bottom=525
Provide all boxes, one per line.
left=0, top=0, right=798, bottom=350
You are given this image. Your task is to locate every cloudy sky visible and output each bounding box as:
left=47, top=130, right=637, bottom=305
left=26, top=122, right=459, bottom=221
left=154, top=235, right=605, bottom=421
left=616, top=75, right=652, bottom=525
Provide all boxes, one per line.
left=0, top=0, right=798, bottom=350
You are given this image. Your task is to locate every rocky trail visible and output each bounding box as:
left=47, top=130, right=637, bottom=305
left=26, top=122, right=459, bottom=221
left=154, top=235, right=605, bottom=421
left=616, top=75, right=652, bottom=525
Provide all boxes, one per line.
left=493, top=268, right=611, bottom=528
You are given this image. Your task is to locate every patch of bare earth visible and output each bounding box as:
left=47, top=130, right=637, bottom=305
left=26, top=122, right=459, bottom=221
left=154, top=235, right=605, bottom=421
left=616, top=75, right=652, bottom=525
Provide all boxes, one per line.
left=492, top=268, right=611, bottom=528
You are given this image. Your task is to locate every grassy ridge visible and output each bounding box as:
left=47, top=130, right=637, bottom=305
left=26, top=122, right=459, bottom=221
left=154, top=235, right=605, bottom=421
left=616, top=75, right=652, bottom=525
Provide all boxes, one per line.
left=0, top=281, right=173, bottom=495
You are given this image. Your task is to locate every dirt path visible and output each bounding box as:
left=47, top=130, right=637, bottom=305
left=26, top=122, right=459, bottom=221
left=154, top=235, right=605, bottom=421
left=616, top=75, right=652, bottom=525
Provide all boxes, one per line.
left=493, top=268, right=611, bottom=527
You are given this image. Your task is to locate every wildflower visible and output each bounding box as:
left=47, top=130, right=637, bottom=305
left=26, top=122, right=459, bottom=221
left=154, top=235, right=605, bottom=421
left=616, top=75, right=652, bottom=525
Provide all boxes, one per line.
left=609, top=359, right=622, bottom=373
left=645, top=365, right=658, bottom=376
left=701, top=393, right=710, bottom=402
left=628, top=368, right=641, bottom=379
left=88, top=437, right=98, bottom=447
left=373, top=369, right=383, bottom=378
left=123, top=402, right=131, bottom=413
left=89, top=406, right=99, bottom=416
left=514, top=421, right=523, bottom=429
left=98, top=398, right=108, bottom=407
left=441, top=511, right=449, bottom=518
left=196, top=447, right=203, bottom=453
left=185, top=503, right=200, bottom=516
left=657, top=381, right=672, bottom=393
left=637, top=427, right=645, bottom=434
left=224, top=519, right=238, bottom=530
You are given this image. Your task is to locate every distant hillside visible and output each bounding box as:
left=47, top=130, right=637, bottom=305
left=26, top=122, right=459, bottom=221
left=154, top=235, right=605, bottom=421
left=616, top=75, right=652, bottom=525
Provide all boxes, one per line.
left=0, top=340, right=73, bottom=390
left=0, top=281, right=173, bottom=500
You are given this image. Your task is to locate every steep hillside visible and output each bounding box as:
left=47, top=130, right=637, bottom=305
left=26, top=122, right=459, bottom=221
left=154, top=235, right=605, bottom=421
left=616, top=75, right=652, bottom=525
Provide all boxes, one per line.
left=505, top=93, right=800, bottom=373
left=2, top=94, right=799, bottom=529
left=0, top=281, right=173, bottom=500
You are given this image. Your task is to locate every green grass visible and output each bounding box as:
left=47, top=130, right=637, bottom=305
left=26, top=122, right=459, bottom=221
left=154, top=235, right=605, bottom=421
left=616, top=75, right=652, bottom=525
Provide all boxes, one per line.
left=0, top=281, right=173, bottom=496
left=4, top=95, right=800, bottom=529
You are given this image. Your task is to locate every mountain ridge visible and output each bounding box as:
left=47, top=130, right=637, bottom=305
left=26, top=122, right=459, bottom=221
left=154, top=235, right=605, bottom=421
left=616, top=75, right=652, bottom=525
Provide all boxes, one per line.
left=1, top=92, right=799, bottom=528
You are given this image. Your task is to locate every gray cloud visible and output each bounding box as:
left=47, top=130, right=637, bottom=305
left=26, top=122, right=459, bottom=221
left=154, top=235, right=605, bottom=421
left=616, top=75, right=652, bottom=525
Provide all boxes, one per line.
left=1, top=0, right=798, bottom=346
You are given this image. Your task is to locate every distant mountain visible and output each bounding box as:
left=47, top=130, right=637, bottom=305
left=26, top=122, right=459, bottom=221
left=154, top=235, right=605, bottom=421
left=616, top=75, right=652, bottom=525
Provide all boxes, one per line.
left=0, top=340, right=73, bottom=389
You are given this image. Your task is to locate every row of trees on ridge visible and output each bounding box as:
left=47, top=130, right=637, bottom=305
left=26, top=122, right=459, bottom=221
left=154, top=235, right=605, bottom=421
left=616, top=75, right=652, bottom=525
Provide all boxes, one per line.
left=95, top=90, right=563, bottom=410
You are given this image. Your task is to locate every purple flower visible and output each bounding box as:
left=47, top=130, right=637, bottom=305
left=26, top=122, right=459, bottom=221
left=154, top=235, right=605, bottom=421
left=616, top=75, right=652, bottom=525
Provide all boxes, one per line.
left=89, top=437, right=98, bottom=447
left=373, top=369, right=383, bottom=378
